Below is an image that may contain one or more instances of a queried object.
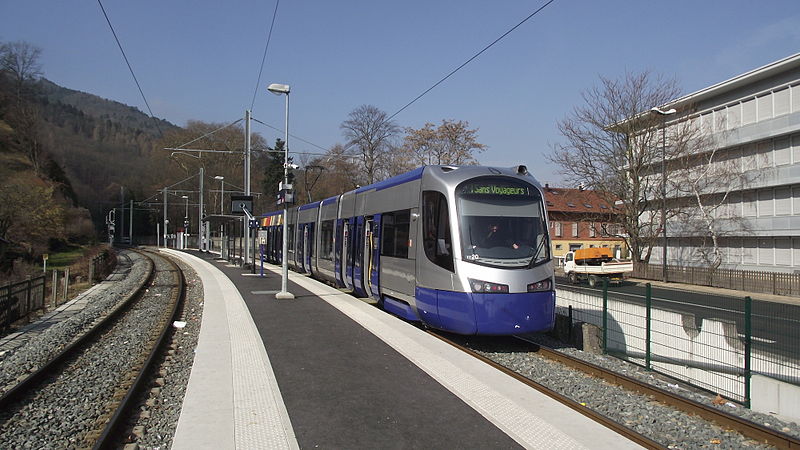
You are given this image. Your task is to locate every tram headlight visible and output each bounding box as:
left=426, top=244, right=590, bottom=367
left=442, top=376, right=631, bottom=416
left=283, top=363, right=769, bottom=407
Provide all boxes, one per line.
left=527, top=279, right=552, bottom=292
left=468, top=278, right=509, bottom=293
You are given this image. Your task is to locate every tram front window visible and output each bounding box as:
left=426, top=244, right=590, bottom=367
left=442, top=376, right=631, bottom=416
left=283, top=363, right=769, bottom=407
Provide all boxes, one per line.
left=457, top=178, right=550, bottom=268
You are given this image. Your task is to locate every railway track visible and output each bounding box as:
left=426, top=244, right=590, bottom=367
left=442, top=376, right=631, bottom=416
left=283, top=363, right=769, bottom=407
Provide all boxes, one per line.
left=430, top=331, right=800, bottom=449
left=0, top=249, right=186, bottom=449
left=515, top=337, right=800, bottom=449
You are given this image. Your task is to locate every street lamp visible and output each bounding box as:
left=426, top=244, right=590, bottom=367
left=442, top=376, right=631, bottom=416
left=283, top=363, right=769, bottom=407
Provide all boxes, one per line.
left=268, top=82, right=294, bottom=300
left=651, top=107, right=677, bottom=283
left=214, top=176, right=225, bottom=214
left=182, top=195, right=189, bottom=220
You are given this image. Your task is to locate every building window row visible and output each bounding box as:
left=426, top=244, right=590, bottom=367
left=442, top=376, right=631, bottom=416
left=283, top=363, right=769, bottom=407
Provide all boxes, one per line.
left=682, top=82, right=800, bottom=135
left=712, top=184, right=800, bottom=218
left=550, top=221, right=621, bottom=238
left=655, top=237, right=800, bottom=268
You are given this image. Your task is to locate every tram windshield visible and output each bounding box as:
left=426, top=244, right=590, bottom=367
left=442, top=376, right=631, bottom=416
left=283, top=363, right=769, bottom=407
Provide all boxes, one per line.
left=457, top=177, right=550, bottom=268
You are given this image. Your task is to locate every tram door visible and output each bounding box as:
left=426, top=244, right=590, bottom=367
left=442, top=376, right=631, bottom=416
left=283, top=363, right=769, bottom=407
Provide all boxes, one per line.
left=334, top=219, right=344, bottom=286
left=367, top=216, right=381, bottom=302
left=363, top=217, right=374, bottom=298
left=353, top=217, right=365, bottom=296
left=343, top=220, right=353, bottom=290
left=304, top=223, right=314, bottom=275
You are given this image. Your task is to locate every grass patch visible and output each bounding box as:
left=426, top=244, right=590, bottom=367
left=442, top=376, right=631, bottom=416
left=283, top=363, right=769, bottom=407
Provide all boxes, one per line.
left=47, top=245, right=86, bottom=269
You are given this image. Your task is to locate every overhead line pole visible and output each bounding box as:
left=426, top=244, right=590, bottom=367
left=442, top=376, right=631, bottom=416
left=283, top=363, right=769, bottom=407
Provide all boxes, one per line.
left=199, top=166, right=205, bottom=251
left=163, top=187, right=168, bottom=248
left=245, top=110, right=252, bottom=265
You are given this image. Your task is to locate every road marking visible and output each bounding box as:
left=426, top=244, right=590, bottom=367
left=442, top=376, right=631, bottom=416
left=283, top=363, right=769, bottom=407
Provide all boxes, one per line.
left=251, top=290, right=280, bottom=295
left=738, top=335, right=777, bottom=344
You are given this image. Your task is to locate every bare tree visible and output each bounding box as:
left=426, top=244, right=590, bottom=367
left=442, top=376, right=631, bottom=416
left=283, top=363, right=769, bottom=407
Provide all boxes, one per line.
left=0, top=41, right=43, bottom=103
left=548, top=71, right=681, bottom=264
left=402, top=119, right=486, bottom=166
left=0, top=41, right=46, bottom=173
left=309, top=144, right=361, bottom=198
left=340, top=105, right=399, bottom=184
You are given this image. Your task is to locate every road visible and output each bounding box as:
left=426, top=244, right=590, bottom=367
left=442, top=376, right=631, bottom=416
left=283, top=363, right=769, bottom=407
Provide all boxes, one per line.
left=555, top=276, right=800, bottom=361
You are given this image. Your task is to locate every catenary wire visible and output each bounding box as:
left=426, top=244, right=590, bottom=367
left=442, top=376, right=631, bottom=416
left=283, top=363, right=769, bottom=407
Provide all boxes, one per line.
left=251, top=117, right=330, bottom=152
left=387, top=0, right=556, bottom=121
left=249, top=0, right=281, bottom=112
left=171, top=118, right=244, bottom=149
left=96, top=0, right=164, bottom=136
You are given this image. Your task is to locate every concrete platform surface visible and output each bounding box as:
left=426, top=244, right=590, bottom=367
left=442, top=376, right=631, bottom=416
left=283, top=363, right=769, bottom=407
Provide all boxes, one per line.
left=166, top=249, right=642, bottom=449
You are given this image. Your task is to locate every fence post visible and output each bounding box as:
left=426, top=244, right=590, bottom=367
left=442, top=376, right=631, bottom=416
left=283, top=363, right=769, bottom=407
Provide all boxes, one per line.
left=646, top=283, right=652, bottom=370
left=772, top=273, right=777, bottom=295
left=568, top=305, right=573, bottom=344
left=51, top=270, right=58, bottom=306
left=602, top=278, right=608, bottom=354
left=25, top=277, right=32, bottom=317
left=63, top=267, right=70, bottom=303
left=744, top=296, right=752, bottom=408
left=40, top=275, right=45, bottom=309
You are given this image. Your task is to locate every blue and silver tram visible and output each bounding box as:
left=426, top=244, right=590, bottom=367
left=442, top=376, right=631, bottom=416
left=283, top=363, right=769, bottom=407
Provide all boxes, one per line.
left=257, top=165, right=555, bottom=335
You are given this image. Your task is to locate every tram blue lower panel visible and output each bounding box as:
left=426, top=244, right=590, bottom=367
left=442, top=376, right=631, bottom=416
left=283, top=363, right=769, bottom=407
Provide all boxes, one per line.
left=472, top=291, right=555, bottom=335
left=383, top=296, right=419, bottom=323
left=413, top=287, right=443, bottom=330
left=416, top=287, right=555, bottom=335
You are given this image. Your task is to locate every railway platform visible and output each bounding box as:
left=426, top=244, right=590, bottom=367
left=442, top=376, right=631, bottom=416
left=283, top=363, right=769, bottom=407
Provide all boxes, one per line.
left=163, top=248, right=643, bottom=450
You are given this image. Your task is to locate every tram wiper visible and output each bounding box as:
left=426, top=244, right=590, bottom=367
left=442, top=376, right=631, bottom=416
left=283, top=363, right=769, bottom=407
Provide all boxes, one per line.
left=468, top=224, right=477, bottom=256
left=527, top=235, right=548, bottom=268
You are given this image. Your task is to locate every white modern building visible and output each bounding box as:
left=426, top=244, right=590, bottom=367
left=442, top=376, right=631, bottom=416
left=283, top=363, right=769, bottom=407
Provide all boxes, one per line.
left=649, top=53, right=800, bottom=273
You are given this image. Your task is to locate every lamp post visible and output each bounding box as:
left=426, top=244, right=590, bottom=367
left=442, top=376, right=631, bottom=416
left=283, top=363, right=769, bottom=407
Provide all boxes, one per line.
left=268, top=83, right=294, bottom=300
left=214, top=176, right=225, bottom=214
left=214, top=175, right=224, bottom=256
left=651, top=107, right=676, bottom=283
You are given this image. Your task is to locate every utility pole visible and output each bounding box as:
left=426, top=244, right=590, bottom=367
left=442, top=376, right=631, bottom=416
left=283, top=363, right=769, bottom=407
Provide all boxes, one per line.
left=129, top=199, right=133, bottom=246
left=199, top=166, right=205, bottom=251
left=244, top=109, right=251, bottom=265
left=163, top=187, right=168, bottom=248
left=120, top=186, right=125, bottom=245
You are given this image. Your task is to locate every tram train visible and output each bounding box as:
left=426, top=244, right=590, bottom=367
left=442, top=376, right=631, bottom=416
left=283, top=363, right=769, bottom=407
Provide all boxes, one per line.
left=257, top=164, right=555, bottom=335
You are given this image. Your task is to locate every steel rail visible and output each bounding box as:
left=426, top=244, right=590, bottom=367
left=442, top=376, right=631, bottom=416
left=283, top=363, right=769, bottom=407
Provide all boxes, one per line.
left=0, top=250, right=155, bottom=409
left=425, top=331, right=665, bottom=450
left=515, top=337, right=800, bottom=450
left=93, top=249, right=187, bottom=449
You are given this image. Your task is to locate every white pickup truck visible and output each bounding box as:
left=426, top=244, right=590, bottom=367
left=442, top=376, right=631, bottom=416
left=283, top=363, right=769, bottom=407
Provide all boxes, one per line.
left=563, top=248, right=633, bottom=287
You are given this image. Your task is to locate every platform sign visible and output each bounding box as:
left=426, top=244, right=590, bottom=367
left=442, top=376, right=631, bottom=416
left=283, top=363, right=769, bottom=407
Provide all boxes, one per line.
left=231, top=195, right=254, bottom=215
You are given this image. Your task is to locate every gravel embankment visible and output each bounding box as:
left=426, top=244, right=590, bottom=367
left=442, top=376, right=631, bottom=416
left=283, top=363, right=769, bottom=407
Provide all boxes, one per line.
left=0, top=251, right=181, bottom=448
left=0, top=250, right=150, bottom=393
left=463, top=333, right=799, bottom=449
left=123, top=256, right=204, bottom=449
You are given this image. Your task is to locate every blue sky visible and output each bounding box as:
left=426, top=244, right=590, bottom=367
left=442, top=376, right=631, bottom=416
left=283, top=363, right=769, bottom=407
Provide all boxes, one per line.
left=2, top=1, right=799, bottom=185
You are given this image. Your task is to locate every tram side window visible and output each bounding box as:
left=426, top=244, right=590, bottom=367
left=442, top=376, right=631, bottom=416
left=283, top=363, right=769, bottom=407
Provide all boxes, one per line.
left=320, top=220, right=334, bottom=261
left=422, top=191, right=454, bottom=272
left=381, top=209, right=410, bottom=259
left=288, top=225, right=295, bottom=251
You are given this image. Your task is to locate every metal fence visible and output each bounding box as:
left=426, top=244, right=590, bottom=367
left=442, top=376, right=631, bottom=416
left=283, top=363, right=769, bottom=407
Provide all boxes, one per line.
left=556, top=282, right=800, bottom=407
left=633, top=263, right=800, bottom=297
left=89, top=250, right=116, bottom=284
left=0, top=276, right=46, bottom=332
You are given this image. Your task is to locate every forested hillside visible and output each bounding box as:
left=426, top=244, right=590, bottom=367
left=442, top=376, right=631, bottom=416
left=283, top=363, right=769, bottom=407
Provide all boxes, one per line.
left=0, top=40, right=181, bottom=279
